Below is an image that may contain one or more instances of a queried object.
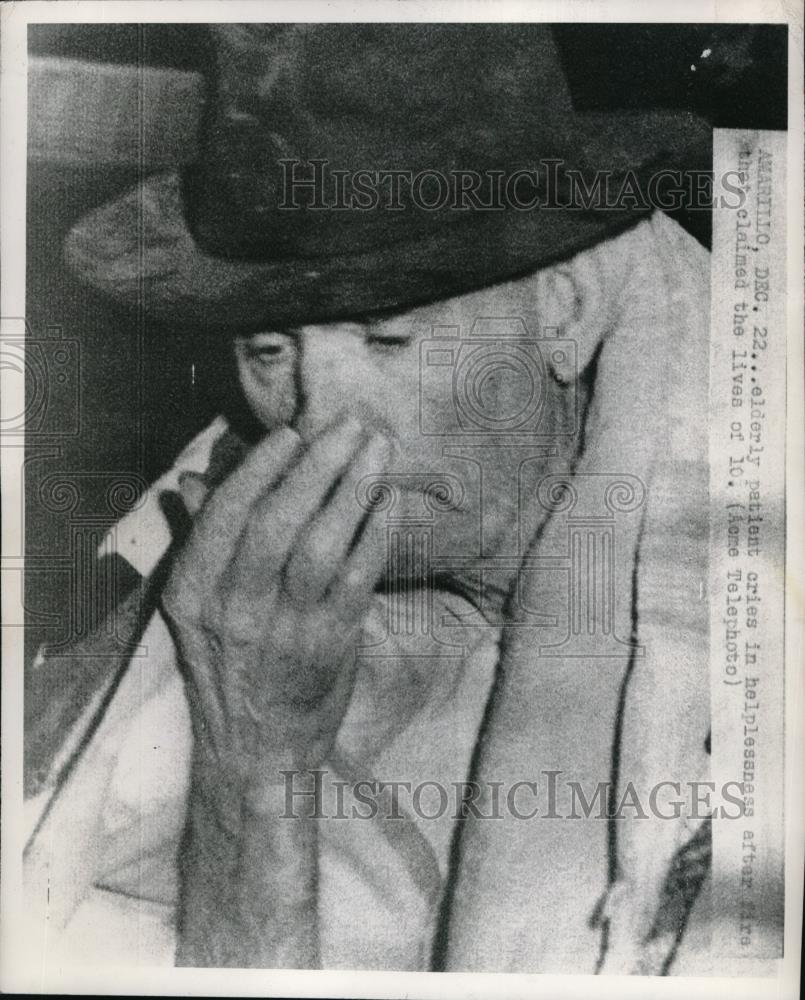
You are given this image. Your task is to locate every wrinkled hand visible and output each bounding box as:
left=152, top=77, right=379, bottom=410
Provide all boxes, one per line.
left=161, top=416, right=390, bottom=790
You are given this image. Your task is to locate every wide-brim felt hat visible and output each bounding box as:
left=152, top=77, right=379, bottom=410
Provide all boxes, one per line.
left=65, top=24, right=712, bottom=332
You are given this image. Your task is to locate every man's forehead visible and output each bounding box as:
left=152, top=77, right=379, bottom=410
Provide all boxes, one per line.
left=241, top=268, right=550, bottom=341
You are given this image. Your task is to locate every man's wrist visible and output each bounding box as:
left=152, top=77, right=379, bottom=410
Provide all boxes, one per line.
left=244, top=762, right=325, bottom=820
left=189, top=747, right=324, bottom=818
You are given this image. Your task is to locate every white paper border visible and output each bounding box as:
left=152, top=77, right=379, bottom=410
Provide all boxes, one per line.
left=2, top=3, right=802, bottom=998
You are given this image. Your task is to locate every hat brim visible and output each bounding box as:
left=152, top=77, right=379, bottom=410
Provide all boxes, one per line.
left=64, top=112, right=711, bottom=332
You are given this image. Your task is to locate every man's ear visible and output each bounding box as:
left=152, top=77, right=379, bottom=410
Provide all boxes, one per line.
left=531, top=227, right=638, bottom=381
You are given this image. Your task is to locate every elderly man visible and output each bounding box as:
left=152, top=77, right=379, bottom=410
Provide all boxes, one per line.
left=24, top=24, right=712, bottom=974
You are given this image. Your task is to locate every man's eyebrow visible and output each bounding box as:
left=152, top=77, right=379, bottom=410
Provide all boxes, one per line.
left=342, top=302, right=413, bottom=327
left=234, top=327, right=296, bottom=341
left=238, top=308, right=414, bottom=340
left=364, top=305, right=407, bottom=322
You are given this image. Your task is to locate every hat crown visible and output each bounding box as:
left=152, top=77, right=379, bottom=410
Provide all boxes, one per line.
left=184, top=24, right=576, bottom=260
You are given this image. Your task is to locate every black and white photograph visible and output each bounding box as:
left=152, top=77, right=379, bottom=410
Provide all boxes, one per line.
left=1, top=4, right=802, bottom=998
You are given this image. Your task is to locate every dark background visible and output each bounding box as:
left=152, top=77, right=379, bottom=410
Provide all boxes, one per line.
left=23, top=23, right=789, bottom=658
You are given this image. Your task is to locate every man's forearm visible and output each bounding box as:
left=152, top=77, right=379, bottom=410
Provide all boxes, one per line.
left=175, top=764, right=320, bottom=969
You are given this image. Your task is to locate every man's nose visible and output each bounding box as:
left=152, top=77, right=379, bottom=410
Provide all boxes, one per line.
left=293, top=325, right=374, bottom=441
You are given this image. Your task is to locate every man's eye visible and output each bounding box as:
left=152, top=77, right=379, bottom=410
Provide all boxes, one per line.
left=249, top=345, right=284, bottom=362
left=241, top=334, right=294, bottom=366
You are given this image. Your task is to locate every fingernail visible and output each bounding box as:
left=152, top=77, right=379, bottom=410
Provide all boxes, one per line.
left=369, top=431, right=392, bottom=455
left=274, top=426, right=301, bottom=445
left=339, top=415, right=364, bottom=437
left=372, top=431, right=397, bottom=461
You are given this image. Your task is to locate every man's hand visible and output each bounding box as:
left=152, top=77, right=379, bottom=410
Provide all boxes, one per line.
left=161, top=415, right=391, bottom=794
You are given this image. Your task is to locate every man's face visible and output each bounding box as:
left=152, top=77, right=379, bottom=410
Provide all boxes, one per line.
left=233, top=280, right=575, bottom=579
